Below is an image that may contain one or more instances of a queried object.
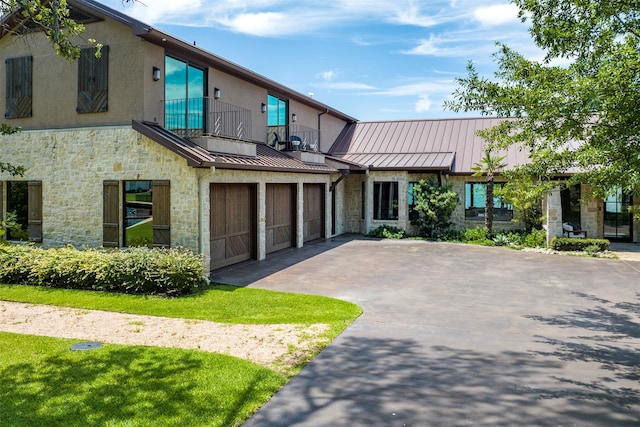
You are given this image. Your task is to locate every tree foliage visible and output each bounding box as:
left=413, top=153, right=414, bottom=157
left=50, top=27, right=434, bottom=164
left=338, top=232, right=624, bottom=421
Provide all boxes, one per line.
left=409, top=177, right=459, bottom=238
left=446, top=0, right=640, bottom=200
left=1, top=0, right=135, bottom=60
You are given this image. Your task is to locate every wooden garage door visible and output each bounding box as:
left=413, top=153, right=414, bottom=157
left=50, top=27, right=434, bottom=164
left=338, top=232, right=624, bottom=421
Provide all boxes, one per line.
left=266, top=184, right=295, bottom=254
left=303, top=183, right=324, bottom=242
left=210, top=184, right=256, bottom=270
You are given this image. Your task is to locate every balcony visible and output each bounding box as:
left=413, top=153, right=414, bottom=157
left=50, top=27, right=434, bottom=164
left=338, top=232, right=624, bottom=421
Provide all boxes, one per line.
left=267, top=124, right=320, bottom=153
left=165, top=97, right=252, bottom=141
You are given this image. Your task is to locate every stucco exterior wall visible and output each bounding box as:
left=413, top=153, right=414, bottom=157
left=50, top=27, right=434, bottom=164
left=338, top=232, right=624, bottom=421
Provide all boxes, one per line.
left=0, top=126, right=201, bottom=250
left=0, top=20, right=148, bottom=130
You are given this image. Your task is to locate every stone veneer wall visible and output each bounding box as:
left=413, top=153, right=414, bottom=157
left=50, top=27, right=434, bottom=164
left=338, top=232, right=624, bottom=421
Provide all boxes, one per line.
left=1, top=126, right=344, bottom=272
left=0, top=126, right=201, bottom=250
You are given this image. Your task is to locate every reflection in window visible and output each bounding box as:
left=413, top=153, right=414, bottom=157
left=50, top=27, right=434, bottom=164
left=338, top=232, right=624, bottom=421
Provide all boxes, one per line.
left=6, top=181, right=29, bottom=240
left=165, top=56, right=205, bottom=135
left=374, top=182, right=398, bottom=220
left=124, top=181, right=153, bottom=247
left=267, top=94, right=287, bottom=127
left=464, top=182, right=513, bottom=221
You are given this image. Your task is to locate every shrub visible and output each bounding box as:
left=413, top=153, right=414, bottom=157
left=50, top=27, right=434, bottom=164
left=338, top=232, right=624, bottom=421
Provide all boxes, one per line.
left=461, top=227, right=494, bottom=246
left=0, top=245, right=205, bottom=296
left=367, top=225, right=407, bottom=239
left=522, top=228, right=547, bottom=248
left=409, top=178, right=459, bottom=238
left=550, top=237, right=610, bottom=252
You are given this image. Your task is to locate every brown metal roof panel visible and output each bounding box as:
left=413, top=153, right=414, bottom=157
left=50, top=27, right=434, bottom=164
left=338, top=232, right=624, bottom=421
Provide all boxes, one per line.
left=132, top=120, right=216, bottom=167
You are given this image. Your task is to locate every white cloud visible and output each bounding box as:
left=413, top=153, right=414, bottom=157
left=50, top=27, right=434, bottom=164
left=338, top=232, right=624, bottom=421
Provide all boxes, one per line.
left=315, top=81, right=378, bottom=91
left=218, top=12, right=295, bottom=37
left=415, top=95, right=432, bottom=112
left=473, top=4, right=520, bottom=26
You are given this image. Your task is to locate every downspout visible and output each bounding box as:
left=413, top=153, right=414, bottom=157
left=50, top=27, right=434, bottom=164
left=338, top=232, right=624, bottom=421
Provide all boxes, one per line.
left=330, top=170, right=350, bottom=192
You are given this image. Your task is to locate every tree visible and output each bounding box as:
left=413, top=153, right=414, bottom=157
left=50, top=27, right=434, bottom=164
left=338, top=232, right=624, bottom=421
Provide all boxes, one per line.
left=409, top=177, right=459, bottom=238
left=499, top=171, right=544, bottom=233
left=1, top=0, right=136, bottom=60
left=471, top=149, right=507, bottom=237
left=446, top=0, right=640, bottom=202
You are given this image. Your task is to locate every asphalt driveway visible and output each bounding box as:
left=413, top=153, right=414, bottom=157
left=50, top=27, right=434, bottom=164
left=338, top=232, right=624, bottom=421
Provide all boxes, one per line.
left=211, top=236, right=640, bottom=426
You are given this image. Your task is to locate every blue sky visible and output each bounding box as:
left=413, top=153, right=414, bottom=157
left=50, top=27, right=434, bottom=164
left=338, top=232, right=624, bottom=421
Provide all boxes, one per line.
left=100, top=0, right=541, bottom=122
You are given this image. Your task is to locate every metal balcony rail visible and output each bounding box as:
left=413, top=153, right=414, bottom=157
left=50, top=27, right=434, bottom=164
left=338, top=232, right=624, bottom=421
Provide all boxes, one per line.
left=267, top=124, right=320, bottom=152
left=165, top=97, right=252, bottom=141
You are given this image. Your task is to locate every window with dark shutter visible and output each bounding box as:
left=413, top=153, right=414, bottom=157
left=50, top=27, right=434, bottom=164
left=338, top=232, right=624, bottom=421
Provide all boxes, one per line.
left=152, top=180, right=171, bottom=248
left=77, top=46, right=109, bottom=113
left=103, top=180, right=119, bottom=247
left=5, top=56, right=33, bottom=118
left=27, top=181, right=42, bottom=242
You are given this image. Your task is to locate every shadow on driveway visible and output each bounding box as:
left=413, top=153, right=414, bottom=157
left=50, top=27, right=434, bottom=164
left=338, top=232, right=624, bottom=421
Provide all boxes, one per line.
left=231, top=238, right=640, bottom=426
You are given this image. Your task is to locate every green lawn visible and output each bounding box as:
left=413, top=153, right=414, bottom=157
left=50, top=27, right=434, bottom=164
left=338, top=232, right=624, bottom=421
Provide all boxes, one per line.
left=0, top=332, right=285, bottom=427
left=0, top=284, right=362, bottom=426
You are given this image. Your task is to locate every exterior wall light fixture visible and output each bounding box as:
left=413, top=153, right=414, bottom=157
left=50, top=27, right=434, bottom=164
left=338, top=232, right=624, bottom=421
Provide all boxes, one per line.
left=261, top=103, right=267, bottom=113
left=292, top=113, right=297, bottom=122
left=152, top=66, right=161, bottom=81
left=214, top=88, right=221, bottom=99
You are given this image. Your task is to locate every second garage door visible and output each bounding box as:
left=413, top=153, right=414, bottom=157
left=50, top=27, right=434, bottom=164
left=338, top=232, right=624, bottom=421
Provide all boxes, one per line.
left=266, top=183, right=295, bottom=253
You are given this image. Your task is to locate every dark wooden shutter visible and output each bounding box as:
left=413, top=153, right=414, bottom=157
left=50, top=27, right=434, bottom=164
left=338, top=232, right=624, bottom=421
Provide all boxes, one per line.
left=152, top=180, right=170, bottom=248
left=27, top=181, right=42, bottom=242
left=77, top=46, right=108, bottom=113
left=0, top=182, right=4, bottom=231
left=5, top=56, right=33, bottom=118
left=103, top=180, right=119, bottom=247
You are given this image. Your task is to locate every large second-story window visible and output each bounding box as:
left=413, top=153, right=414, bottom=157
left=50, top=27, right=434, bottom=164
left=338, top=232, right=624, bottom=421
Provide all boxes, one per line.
left=5, top=55, right=32, bottom=118
left=267, top=94, right=287, bottom=127
left=165, top=56, right=205, bottom=136
left=77, top=46, right=109, bottom=113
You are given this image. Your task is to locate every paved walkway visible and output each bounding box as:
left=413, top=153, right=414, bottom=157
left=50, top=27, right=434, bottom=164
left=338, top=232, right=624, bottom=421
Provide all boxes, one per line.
left=211, top=236, right=640, bottom=426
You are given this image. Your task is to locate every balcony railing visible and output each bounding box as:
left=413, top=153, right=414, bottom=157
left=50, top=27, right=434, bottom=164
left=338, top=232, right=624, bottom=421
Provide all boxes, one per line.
left=165, top=97, right=252, bottom=141
left=267, top=124, right=320, bottom=152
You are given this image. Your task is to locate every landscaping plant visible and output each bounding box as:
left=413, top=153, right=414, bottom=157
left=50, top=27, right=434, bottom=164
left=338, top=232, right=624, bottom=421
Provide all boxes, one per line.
left=409, top=177, right=459, bottom=238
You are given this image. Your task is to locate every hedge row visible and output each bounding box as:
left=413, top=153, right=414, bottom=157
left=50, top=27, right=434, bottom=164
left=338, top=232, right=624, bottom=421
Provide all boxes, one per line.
left=549, top=237, right=610, bottom=252
left=0, top=245, right=206, bottom=296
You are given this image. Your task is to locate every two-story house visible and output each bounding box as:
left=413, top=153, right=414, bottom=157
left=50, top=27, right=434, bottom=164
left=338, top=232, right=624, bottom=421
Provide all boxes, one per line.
left=1, top=1, right=637, bottom=276
left=0, top=0, right=360, bottom=272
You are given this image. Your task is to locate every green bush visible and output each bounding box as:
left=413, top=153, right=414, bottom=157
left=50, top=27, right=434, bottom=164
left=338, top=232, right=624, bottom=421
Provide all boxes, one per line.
left=550, top=237, right=610, bottom=252
left=367, top=225, right=407, bottom=239
left=462, top=226, right=488, bottom=242
left=0, top=245, right=205, bottom=296
left=522, top=228, right=547, bottom=248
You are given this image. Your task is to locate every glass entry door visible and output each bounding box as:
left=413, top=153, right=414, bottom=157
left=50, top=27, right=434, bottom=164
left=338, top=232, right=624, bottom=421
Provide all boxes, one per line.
left=603, top=188, right=632, bottom=240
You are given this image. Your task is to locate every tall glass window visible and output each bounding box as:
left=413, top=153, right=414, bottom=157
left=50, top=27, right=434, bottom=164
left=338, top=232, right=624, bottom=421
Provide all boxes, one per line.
left=267, top=94, right=287, bottom=126
left=124, top=181, right=153, bottom=247
left=165, top=56, right=205, bottom=135
left=373, top=182, right=398, bottom=220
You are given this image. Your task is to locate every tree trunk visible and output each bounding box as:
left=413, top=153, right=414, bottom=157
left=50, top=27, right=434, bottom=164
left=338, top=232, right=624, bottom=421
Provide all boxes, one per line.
left=485, top=174, right=494, bottom=237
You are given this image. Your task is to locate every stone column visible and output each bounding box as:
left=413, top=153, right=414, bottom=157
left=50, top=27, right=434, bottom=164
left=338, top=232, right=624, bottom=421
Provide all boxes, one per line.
left=257, top=182, right=266, bottom=260
left=296, top=182, right=304, bottom=248
left=546, top=188, right=563, bottom=244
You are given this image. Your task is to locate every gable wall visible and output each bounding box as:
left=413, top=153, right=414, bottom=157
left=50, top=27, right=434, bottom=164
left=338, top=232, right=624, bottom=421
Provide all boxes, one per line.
left=1, top=19, right=150, bottom=130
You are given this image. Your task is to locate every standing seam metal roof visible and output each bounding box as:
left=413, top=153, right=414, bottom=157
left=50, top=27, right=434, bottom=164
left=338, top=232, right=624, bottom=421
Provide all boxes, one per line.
left=329, top=117, right=529, bottom=173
